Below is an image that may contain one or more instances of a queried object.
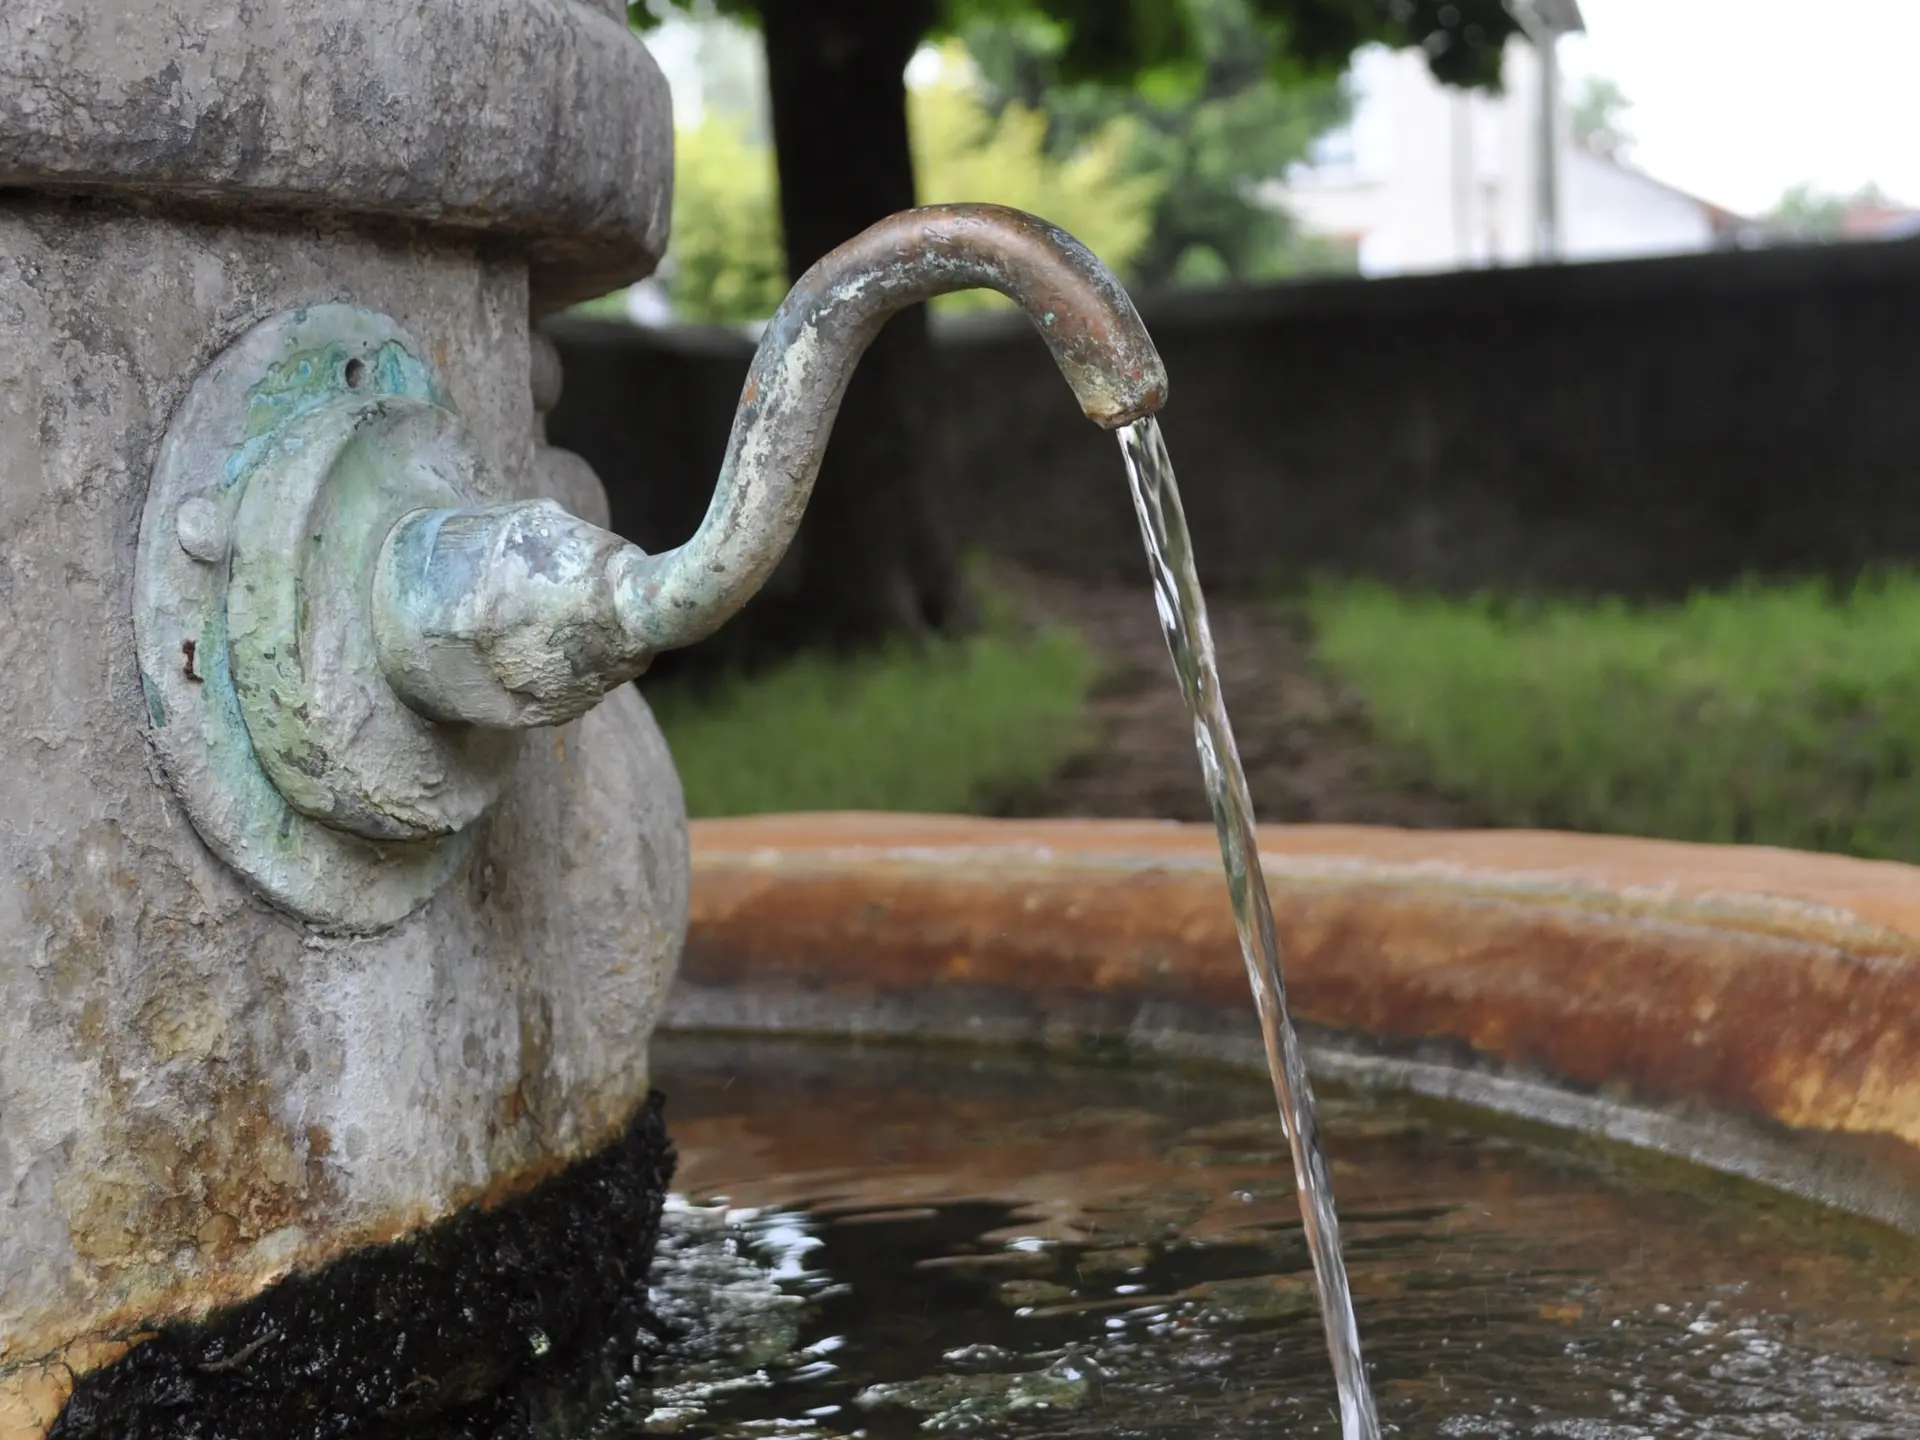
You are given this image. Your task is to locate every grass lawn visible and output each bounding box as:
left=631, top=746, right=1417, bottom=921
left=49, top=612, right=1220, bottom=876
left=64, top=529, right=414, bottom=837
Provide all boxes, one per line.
left=1308, top=575, right=1920, bottom=862
left=645, top=621, right=1097, bottom=818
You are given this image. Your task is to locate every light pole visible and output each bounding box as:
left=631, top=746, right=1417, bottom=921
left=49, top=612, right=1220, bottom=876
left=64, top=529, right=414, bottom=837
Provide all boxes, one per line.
left=1505, top=0, right=1586, bottom=262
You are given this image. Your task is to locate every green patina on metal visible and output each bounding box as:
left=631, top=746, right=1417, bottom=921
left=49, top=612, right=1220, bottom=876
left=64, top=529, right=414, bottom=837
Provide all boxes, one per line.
left=134, top=305, right=488, bottom=932
left=228, top=404, right=393, bottom=830
left=583, top=204, right=1167, bottom=662
left=224, top=337, right=437, bottom=488
left=220, top=330, right=439, bottom=837
left=137, top=208, right=1169, bottom=927
left=225, top=391, right=517, bottom=844
left=141, top=675, right=167, bottom=729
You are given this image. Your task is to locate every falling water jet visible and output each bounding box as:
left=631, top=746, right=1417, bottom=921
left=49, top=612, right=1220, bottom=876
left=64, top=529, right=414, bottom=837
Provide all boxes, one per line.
left=1120, top=415, right=1381, bottom=1440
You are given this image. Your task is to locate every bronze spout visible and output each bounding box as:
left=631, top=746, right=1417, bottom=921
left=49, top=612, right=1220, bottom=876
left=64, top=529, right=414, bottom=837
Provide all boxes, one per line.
left=373, top=204, right=1168, bottom=725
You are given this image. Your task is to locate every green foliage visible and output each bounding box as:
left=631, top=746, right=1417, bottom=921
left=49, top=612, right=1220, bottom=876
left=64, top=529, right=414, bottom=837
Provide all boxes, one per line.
left=635, top=0, right=1517, bottom=306
left=660, top=43, right=1163, bottom=322
left=645, top=622, right=1097, bottom=816
left=567, top=291, right=636, bottom=322
left=1766, top=182, right=1891, bottom=242
left=631, top=0, right=757, bottom=29
left=665, top=113, right=791, bottom=324
left=636, top=0, right=1520, bottom=99
left=910, top=43, right=1166, bottom=310
left=1308, top=576, right=1920, bottom=861
left=1571, top=75, right=1632, bottom=159
left=937, top=0, right=1517, bottom=90
left=964, top=0, right=1357, bottom=285
left=1770, top=184, right=1848, bottom=240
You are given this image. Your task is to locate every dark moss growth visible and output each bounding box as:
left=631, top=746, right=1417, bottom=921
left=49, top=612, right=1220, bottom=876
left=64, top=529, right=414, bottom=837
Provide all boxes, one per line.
left=52, top=1094, right=675, bottom=1440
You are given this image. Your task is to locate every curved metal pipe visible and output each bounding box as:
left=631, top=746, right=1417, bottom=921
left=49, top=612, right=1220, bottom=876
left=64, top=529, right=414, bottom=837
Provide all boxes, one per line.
left=623, top=203, right=1168, bottom=653
left=374, top=204, right=1167, bottom=727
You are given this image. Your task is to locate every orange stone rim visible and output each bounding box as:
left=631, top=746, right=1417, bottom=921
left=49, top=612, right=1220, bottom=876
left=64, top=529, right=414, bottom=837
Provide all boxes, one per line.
left=676, top=813, right=1920, bottom=1236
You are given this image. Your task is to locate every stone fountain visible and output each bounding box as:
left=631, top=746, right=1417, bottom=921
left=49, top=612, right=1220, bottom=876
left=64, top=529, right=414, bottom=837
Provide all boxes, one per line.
left=1, top=4, right=681, bottom=1427
left=1, top=3, right=1162, bottom=1431
left=10, top=2, right=1920, bottom=1435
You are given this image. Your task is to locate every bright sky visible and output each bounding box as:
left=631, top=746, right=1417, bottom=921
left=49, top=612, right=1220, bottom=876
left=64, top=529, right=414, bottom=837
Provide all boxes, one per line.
left=1559, top=0, right=1920, bottom=215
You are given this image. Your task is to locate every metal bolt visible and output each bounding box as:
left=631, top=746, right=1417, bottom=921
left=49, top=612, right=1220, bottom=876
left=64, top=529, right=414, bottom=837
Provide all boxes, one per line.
left=176, top=496, right=228, bottom=563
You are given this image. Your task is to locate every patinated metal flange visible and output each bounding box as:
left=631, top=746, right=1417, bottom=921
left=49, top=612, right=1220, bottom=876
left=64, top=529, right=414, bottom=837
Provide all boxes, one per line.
left=134, top=305, right=519, bottom=931
left=227, top=394, right=520, bottom=841
left=134, top=207, right=1170, bottom=925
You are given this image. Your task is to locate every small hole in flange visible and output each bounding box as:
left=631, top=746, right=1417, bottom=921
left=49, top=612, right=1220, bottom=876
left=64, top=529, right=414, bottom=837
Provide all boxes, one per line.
left=343, top=357, right=368, bottom=389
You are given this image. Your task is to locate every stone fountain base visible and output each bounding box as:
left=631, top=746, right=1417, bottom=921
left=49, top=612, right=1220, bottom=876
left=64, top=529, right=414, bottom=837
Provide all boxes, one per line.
left=34, top=1104, right=673, bottom=1440
left=0, top=4, right=680, bottom=1432
left=16, top=812, right=1920, bottom=1434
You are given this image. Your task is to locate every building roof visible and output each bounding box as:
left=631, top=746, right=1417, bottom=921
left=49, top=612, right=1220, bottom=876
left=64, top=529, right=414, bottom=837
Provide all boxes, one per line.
left=1510, top=0, right=1585, bottom=37
left=1578, top=147, right=1752, bottom=233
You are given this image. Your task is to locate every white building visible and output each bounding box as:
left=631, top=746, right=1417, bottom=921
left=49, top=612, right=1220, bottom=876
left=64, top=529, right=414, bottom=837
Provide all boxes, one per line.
left=1269, top=40, right=1752, bottom=278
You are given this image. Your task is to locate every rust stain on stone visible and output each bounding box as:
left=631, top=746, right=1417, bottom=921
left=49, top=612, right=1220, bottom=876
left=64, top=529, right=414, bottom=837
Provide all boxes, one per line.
left=55, top=1078, right=333, bottom=1270
left=683, top=815, right=1920, bottom=1162
left=1, top=818, right=647, bottom=1406
left=21, top=824, right=339, bottom=1286
left=0, top=1337, right=145, bottom=1440
left=494, top=992, right=560, bottom=1149
left=0, top=1092, right=640, bottom=1440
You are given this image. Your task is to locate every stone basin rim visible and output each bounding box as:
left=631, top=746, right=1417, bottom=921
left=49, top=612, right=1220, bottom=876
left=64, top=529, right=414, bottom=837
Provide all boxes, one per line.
left=673, top=813, right=1920, bottom=1238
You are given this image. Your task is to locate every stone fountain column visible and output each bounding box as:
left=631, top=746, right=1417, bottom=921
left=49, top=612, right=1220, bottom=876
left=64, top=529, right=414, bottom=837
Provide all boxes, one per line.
left=0, top=1, right=683, bottom=1426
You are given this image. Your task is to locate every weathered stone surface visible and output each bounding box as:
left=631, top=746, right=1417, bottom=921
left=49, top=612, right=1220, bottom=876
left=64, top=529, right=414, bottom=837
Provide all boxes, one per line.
left=0, top=0, right=673, bottom=308
left=0, top=198, right=687, bottom=1424
left=675, top=814, right=1920, bottom=1231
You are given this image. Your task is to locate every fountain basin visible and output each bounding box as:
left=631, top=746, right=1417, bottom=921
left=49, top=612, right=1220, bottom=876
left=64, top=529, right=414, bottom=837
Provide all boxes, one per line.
left=673, top=813, right=1920, bottom=1233
left=26, top=811, right=1920, bottom=1435
left=645, top=1031, right=1920, bottom=1437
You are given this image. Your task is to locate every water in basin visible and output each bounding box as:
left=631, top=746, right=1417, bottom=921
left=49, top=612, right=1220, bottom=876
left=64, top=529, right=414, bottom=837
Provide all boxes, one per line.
left=639, top=1032, right=1920, bottom=1438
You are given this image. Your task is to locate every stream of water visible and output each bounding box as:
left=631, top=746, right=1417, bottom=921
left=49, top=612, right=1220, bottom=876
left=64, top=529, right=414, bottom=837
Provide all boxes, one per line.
left=1119, top=416, right=1381, bottom=1439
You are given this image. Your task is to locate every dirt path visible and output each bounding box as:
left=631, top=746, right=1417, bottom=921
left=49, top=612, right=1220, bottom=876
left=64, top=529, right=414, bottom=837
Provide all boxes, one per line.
left=999, top=568, right=1477, bottom=829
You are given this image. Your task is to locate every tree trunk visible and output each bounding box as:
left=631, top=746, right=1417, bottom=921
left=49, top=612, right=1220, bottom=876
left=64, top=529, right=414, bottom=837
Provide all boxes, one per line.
left=733, top=0, right=972, bottom=657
